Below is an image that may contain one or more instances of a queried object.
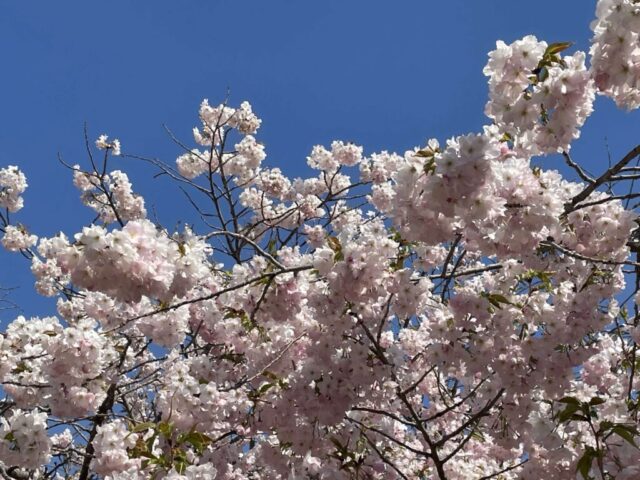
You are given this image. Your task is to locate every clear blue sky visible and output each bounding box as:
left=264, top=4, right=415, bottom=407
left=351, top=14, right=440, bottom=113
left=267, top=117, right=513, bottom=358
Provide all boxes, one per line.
left=0, top=0, right=638, bottom=322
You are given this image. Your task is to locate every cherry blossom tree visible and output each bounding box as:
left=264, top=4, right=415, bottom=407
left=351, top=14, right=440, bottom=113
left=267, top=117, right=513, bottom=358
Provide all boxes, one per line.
left=2, top=1, right=640, bottom=479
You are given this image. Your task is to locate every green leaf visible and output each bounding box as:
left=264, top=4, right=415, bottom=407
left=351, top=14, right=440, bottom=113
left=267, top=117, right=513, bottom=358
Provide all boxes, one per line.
left=327, top=236, right=342, bottom=253
left=11, top=361, right=31, bottom=374
left=517, top=269, right=555, bottom=291
left=500, top=132, right=513, bottom=143
left=556, top=397, right=580, bottom=405
left=329, top=436, right=349, bottom=458
left=545, top=41, right=573, bottom=56
left=259, top=382, right=275, bottom=394
left=470, top=429, right=486, bottom=443
left=157, top=421, right=174, bottom=438
left=175, top=459, right=188, bottom=475
left=279, top=441, right=293, bottom=452
left=179, top=431, right=213, bottom=454
left=390, top=251, right=408, bottom=272
left=481, top=292, right=513, bottom=310
left=489, top=293, right=512, bottom=305
left=262, top=370, right=280, bottom=381
left=611, top=425, right=639, bottom=448
left=131, top=422, right=156, bottom=433
left=267, top=238, right=277, bottom=255
left=576, top=447, right=595, bottom=480
left=223, top=308, right=245, bottom=319
left=589, top=397, right=606, bottom=406
left=145, top=433, right=158, bottom=452
left=555, top=403, right=581, bottom=423
left=422, top=158, right=436, bottom=175
left=568, top=414, right=590, bottom=422
left=131, top=448, right=156, bottom=460
left=327, top=236, right=345, bottom=262
left=621, top=306, right=629, bottom=321
left=598, top=420, right=614, bottom=433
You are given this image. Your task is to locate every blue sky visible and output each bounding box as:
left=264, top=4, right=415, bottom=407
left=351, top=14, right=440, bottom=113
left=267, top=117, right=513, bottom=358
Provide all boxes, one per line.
left=0, top=0, right=638, bottom=322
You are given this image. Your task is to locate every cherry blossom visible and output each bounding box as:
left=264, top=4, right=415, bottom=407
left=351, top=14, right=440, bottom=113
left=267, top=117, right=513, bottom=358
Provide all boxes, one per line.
left=1, top=2, right=640, bottom=478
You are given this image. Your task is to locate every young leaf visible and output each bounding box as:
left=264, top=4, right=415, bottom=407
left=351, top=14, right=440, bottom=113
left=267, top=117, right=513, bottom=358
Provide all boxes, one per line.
left=576, top=448, right=595, bottom=480
left=611, top=424, right=639, bottom=448
left=545, top=41, right=573, bottom=56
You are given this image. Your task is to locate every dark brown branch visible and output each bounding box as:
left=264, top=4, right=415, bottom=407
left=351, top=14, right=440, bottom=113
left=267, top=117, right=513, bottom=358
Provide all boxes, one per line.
left=562, top=150, right=594, bottom=184
left=565, top=145, right=640, bottom=213
left=78, top=384, right=117, bottom=480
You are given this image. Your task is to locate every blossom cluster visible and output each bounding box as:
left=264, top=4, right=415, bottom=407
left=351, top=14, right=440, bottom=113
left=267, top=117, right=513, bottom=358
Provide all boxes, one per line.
left=484, top=35, right=595, bottom=155
left=1, top=224, right=37, bottom=252
left=0, top=410, right=50, bottom=470
left=591, top=0, right=640, bottom=109
left=1, top=1, right=640, bottom=479
left=73, top=165, right=147, bottom=223
left=32, top=219, right=213, bottom=302
left=0, top=165, right=28, bottom=212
